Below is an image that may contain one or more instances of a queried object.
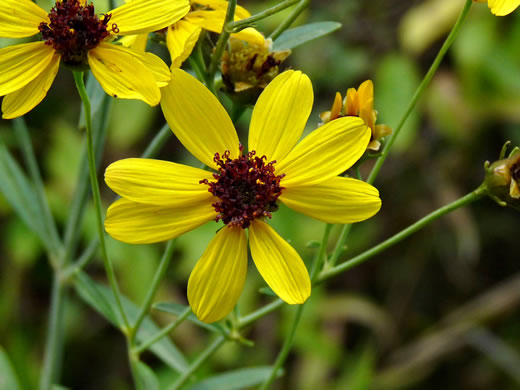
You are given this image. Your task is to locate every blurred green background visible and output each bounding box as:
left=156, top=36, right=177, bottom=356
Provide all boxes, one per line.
left=1, top=0, right=520, bottom=389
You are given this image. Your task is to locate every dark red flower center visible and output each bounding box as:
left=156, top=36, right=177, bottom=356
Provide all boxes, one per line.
left=39, top=0, right=118, bottom=68
left=200, top=147, right=285, bottom=229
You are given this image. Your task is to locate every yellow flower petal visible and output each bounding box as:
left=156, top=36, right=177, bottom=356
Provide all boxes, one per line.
left=249, top=220, right=310, bottom=304
left=109, top=0, right=190, bottom=35
left=166, top=21, right=202, bottom=69
left=105, top=197, right=215, bottom=244
left=280, top=176, right=381, bottom=224
left=194, top=0, right=252, bottom=18
left=0, top=0, right=49, bottom=38
left=248, top=70, right=313, bottom=163
left=2, top=53, right=60, bottom=119
left=276, top=117, right=370, bottom=187
left=123, top=47, right=171, bottom=88
left=188, top=226, right=247, bottom=323
left=488, top=0, right=520, bottom=15
left=185, top=10, right=264, bottom=46
left=105, top=158, right=214, bottom=206
left=160, top=69, right=240, bottom=169
left=88, top=43, right=160, bottom=106
left=118, top=33, right=149, bottom=52
left=0, top=42, right=55, bottom=96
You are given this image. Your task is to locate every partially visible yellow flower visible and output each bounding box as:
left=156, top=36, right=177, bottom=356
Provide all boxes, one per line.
left=484, top=145, right=520, bottom=209
left=320, top=80, right=392, bottom=151
left=104, top=69, right=382, bottom=323
left=0, top=0, right=190, bottom=119
left=474, top=0, right=520, bottom=15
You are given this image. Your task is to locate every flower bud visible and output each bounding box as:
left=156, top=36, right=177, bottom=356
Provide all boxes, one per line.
left=221, top=38, right=291, bottom=104
left=483, top=143, right=520, bottom=210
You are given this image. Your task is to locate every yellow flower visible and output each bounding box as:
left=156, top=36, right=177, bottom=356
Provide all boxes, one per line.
left=104, top=70, right=382, bottom=323
left=166, top=0, right=265, bottom=68
left=474, top=0, right=520, bottom=15
left=0, top=0, right=190, bottom=119
left=320, top=80, right=392, bottom=151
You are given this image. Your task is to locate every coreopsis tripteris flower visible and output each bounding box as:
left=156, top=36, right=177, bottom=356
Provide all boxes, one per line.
left=320, top=80, right=392, bottom=151
left=104, top=69, right=382, bottom=323
left=474, top=0, right=520, bottom=15
left=0, top=0, right=190, bottom=119
left=122, top=0, right=265, bottom=68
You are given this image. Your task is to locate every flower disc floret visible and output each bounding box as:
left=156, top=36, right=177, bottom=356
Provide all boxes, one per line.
left=39, top=0, right=117, bottom=67
left=201, top=148, right=285, bottom=228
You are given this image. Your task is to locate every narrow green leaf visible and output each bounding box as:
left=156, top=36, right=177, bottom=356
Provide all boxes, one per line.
left=153, top=302, right=226, bottom=334
left=0, top=346, right=21, bottom=390
left=259, top=286, right=277, bottom=297
left=189, top=366, right=283, bottom=390
left=74, top=272, right=189, bottom=373
left=135, top=362, right=159, bottom=390
left=273, top=22, right=342, bottom=51
left=0, top=145, right=50, bottom=244
left=52, top=386, right=72, bottom=390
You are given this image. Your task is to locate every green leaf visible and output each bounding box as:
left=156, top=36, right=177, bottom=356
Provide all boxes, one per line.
left=52, top=386, right=72, bottom=390
left=153, top=302, right=226, bottom=334
left=135, top=361, right=159, bottom=390
left=0, top=346, right=21, bottom=390
left=0, top=145, right=50, bottom=245
left=189, top=366, right=283, bottom=390
left=74, top=272, right=189, bottom=373
left=273, top=22, right=342, bottom=51
left=258, top=286, right=277, bottom=297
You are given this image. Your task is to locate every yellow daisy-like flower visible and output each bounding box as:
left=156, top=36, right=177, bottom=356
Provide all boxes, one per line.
left=474, top=0, right=520, bottom=15
left=166, top=0, right=265, bottom=68
left=104, top=69, right=382, bottom=323
left=0, top=0, right=190, bottom=119
left=320, top=80, right=392, bottom=151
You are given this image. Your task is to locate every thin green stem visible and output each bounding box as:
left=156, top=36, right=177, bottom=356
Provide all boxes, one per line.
left=319, top=189, right=484, bottom=282
left=310, top=223, right=332, bottom=281
left=38, top=274, right=65, bottom=390
left=207, top=0, right=237, bottom=81
left=259, top=304, right=305, bottom=390
left=73, top=71, right=129, bottom=331
left=13, top=118, right=62, bottom=262
left=366, top=0, right=472, bottom=185
left=133, top=307, right=192, bottom=355
left=269, top=0, right=310, bottom=40
left=238, top=299, right=284, bottom=329
left=327, top=224, right=352, bottom=267
left=131, top=240, right=176, bottom=343
left=61, top=238, right=99, bottom=281
left=141, top=123, right=171, bottom=159
left=169, top=336, right=227, bottom=390
left=227, top=0, right=300, bottom=33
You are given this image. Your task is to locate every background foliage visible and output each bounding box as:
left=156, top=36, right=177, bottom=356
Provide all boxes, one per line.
left=1, top=0, right=519, bottom=389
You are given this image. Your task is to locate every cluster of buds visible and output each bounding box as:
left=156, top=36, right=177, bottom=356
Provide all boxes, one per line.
left=221, top=38, right=291, bottom=103
left=483, top=142, right=520, bottom=210
left=320, top=80, right=392, bottom=151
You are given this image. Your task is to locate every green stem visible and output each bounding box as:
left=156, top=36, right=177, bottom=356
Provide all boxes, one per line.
left=310, top=223, right=332, bottom=281
left=73, top=71, right=129, bottom=331
left=13, top=118, right=62, bottom=262
left=61, top=238, right=99, bottom=281
left=319, top=189, right=484, bottom=282
left=227, top=0, right=300, bottom=33
left=207, top=0, right=237, bottom=82
left=327, top=224, right=352, bottom=267
left=131, top=240, right=176, bottom=343
left=169, top=336, right=227, bottom=390
left=259, top=305, right=305, bottom=390
left=38, top=274, right=65, bottom=390
left=269, top=0, right=310, bottom=40
left=238, top=299, right=284, bottom=329
left=133, top=307, right=192, bottom=355
left=366, top=0, right=472, bottom=185
left=141, top=123, right=171, bottom=159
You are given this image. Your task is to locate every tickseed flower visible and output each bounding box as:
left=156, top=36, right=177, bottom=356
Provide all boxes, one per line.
left=122, top=0, right=265, bottom=68
left=104, top=69, right=382, bottom=323
left=0, top=0, right=190, bottom=119
left=221, top=37, right=291, bottom=101
left=320, top=80, right=392, bottom=151
left=474, top=0, right=520, bottom=16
